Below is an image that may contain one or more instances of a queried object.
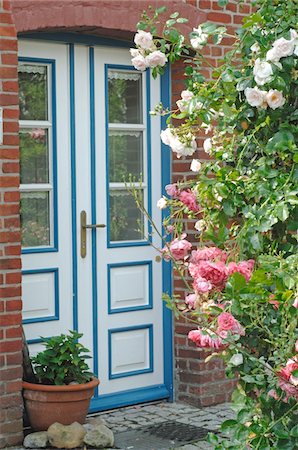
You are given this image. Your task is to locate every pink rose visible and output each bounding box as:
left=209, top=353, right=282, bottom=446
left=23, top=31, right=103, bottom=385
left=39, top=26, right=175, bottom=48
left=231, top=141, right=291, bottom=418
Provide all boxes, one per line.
left=165, top=184, right=180, bottom=198
left=217, top=312, right=245, bottom=336
left=195, top=261, right=228, bottom=290
left=190, top=247, right=227, bottom=263
left=185, top=294, right=197, bottom=309
left=277, top=359, right=298, bottom=401
left=293, top=297, right=298, bottom=308
left=166, top=225, right=175, bottom=233
left=179, top=190, right=200, bottom=212
left=188, top=328, right=224, bottom=349
left=169, top=237, right=192, bottom=260
left=193, top=277, right=212, bottom=294
left=267, top=389, right=279, bottom=400
left=227, top=260, right=255, bottom=282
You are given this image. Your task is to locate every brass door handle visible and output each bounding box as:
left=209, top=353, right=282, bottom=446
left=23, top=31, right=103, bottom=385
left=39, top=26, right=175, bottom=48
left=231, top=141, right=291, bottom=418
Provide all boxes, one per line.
left=80, top=210, right=106, bottom=258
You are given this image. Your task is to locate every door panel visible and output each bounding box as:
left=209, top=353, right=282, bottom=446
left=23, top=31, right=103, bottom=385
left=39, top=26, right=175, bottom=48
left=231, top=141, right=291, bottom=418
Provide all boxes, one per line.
left=20, top=41, right=73, bottom=352
left=20, top=39, right=171, bottom=409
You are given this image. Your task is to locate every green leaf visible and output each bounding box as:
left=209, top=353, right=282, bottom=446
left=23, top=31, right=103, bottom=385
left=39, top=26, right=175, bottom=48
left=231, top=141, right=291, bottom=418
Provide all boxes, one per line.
left=290, top=424, right=298, bottom=438
left=170, top=12, right=179, bottom=19
left=155, top=6, right=167, bottom=14
left=207, top=432, right=219, bottom=444
left=218, top=0, right=229, bottom=5
left=275, top=204, right=289, bottom=222
left=274, top=423, right=290, bottom=439
left=221, top=419, right=238, bottom=431
left=223, top=201, right=236, bottom=217
left=250, top=233, right=261, bottom=250
left=166, top=19, right=176, bottom=27
left=177, top=18, right=188, bottom=23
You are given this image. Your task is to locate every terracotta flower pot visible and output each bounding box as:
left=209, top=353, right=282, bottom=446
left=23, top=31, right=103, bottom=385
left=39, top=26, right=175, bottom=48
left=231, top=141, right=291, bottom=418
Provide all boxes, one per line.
left=23, top=377, right=99, bottom=431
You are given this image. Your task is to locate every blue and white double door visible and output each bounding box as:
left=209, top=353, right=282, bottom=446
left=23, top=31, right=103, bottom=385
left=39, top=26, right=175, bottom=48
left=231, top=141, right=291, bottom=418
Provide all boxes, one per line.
left=20, top=39, right=172, bottom=410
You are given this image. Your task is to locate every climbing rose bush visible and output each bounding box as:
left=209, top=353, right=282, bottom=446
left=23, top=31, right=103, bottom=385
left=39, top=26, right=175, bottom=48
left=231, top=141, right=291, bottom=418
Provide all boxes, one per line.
left=131, top=0, right=298, bottom=448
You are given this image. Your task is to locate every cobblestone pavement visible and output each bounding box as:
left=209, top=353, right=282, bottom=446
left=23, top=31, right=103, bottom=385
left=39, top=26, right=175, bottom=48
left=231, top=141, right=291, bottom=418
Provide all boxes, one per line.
left=94, top=401, right=234, bottom=449
left=13, top=401, right=234, bottom=450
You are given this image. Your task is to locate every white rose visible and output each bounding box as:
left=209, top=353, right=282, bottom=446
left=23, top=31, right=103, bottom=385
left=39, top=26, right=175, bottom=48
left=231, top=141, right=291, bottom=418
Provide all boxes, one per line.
left=160, top=128, right=175, bottom=146
left=294, top=46, right=298, bottom=57
left=244, top=87, right=267, bottom=108
left=253, top=59, right=273, bottom=85
left=190, top=37, right=204, bottom=50
left=290, top=29, right=298, bottom=40
left=170, top=135, right=197, bottom=159
left=146, top=50, right=167, bottom=68
left=176, top=99, right=189, bottom=112
left=134, top=30, right=154, bottom=50
left=130, top=48, right=140, bottom=58
left=214, top=192, right=223, bottom=202
left=250, top=42, right=260, bottom=53
left=229, top=353, right=243, bottom=366
left=203, top=138, right=212, bottom=154
left=190, top=159, right=201, bottom=172
left=266, top=89, right=286, bottom=109
left=194, top=219, right=205, bottom=232
left=272, top=37, right=295, bottom=59
left=157, top=197, right=167, bottom=209
left=266, top=47, right=280, bottom=63
left=181, top=90, right=194, bottom=101
left=131, top=54, right=148, bottom=71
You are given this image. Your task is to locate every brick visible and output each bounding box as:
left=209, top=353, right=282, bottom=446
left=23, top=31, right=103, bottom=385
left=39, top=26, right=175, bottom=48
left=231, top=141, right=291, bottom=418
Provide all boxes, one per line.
left=5, top=379, right=22, bottom=394
left=0, top=338, right=22, bottom=353
left=0, top=204, right=20, bottom=216
left=233, top=15, right=245, bottom=25
left=0, top=231, right=21, bottom=243
left=4, top=433, right=23, bottom=447
left=0, top=93, right=18, bottom=106
left=0, top=367, right=22, bottom=382
left=0, top=38, right=17, bottom=51
left=4, top=245, right=21, bottom=256
left=6, top=352, right=22, bottom=366
left=0, top=25, right=16, bottom=37
left=199, top=1, right=211, bottom=9
left=1, top=54, right=18, bottom=66
left=0, top=175, right=19, bottom=187
left=2, top=134, right=19, bottom=145
left=4, top=216, right=20, bottom=228
left=0, top=12, right=14, bottom=23
left=5, top=300, right=22, bottom=312
left=6, top=407, right=23, bottom=421
left=0, top=419, right=23, bottom=433
left=0, top=312, right=21, bottom=326
left=2, top=161, right=19, bottom=173
left=3, top=108, right=19, bottom=119
left=5, top=272, right=21, bottom=284
left=4, top=191, right=20, bottom=202
left=0, top=148, right=19, bottom=159
left=0, top=66, right=17, bottom=79
left=3, top=120, right=19, bottom=132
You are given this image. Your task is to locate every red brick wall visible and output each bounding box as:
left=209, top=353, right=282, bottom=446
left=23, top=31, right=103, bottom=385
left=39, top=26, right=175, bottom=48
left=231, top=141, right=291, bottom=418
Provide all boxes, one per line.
left=0, top=0, right=23, bottom=447
left=173, top=0, right=251, bottom=407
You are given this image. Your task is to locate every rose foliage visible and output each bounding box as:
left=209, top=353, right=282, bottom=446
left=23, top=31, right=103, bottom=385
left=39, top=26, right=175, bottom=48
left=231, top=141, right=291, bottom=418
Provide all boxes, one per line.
left=131, top=0, right=298, bottom=448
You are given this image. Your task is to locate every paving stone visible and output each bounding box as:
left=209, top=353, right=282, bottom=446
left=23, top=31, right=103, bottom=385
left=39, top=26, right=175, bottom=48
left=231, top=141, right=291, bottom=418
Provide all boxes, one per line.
left=15, top=401, right=232, bottom=450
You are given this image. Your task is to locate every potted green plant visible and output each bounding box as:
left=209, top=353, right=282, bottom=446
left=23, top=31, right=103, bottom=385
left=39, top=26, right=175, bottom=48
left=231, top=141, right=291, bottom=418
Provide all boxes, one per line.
left=22, top=330, right=99, bottom=431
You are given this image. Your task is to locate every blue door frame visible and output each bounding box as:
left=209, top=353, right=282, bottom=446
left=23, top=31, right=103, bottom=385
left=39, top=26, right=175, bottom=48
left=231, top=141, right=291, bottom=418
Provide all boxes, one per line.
left=20, top=32, right=173, bottom=411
